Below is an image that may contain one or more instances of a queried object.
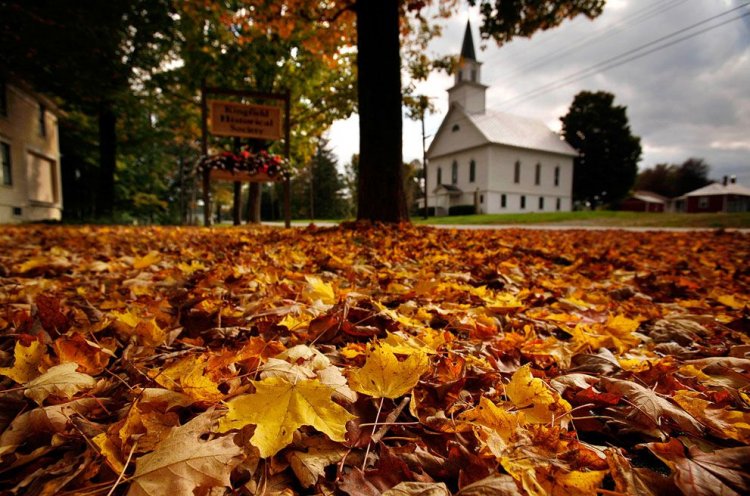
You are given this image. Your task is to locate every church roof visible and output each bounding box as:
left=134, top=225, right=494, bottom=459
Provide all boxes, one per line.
left=460, top=21, right=477, bottom=61
left=462, top=107, right=578, bottom=157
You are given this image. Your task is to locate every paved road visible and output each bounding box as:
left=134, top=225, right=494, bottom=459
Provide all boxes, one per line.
left=262, top=221, right=749, bottom=233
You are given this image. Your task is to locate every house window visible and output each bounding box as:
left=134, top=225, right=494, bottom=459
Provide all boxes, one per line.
left=535, top=163, right=541, bottom=185
left=437, top=167, right=442, bottom=185
left=520, top=195, right=526, bottom=209
left=556, top=198, right=561, bottom=211
left=469, top=160, right=476, bottom=182
left=458, top=71, right=463, bottom=82
left=698, top=197, right=709, bottom=209
left=501, top=194, right=507, bottom=208
left=471, top=69, right=476, bottom=82
left=12, top=207, right=22, bottom=216
left=1, top=142, right=11, bottom=186
left=27, top=152, right=57, bottom=203
left=451, top=124, right=460, bottom=132
left=514, top=160, right=521, bottom=183
left=539, top=197, right=544, bottom=210
left=480, top=194, right=484, bottom=203
left=39, top=104, right=46, bottom=137
left=554, top=166, right=560, bottom=186
left=451, top=160, right=458, bottom=185
left=0, top=80, right=7, bottom=116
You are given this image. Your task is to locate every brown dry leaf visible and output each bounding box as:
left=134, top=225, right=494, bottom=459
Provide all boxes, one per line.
left=128, top=411, right=243, bottom=496
left=382, top=482, right=451, bottom=496
left=53, top=333, right=113, bottom=375
left=286, top=439, right=347, bottom=488
left=601, top=377, right=703, bottom=435
left=456, top=473, right=522, bottom=495
left=646, top=438, right=750, bottom=496
left=24, top=362, right=96, bottom=405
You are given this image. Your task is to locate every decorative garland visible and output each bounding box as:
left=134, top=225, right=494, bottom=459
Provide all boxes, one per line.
left=199, top=148, right=292, bottom=180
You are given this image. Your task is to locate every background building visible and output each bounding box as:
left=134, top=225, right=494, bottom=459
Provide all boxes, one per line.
left=0, top=78, right=62, bottom=223
left=425, top=22, right=576, bottom=216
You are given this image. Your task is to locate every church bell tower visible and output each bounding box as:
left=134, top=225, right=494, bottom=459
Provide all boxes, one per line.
left=448, top=21, right=488, bottom=114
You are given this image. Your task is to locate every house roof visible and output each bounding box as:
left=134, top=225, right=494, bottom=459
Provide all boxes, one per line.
left=684, top=182, right=750, bottom=197
left=629, top=190, right=668, bottom=203
left=459, top=107, right=578, bottom=157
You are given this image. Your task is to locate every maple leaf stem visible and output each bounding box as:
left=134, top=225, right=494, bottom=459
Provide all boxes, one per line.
left=107, top=440, right=137, bottom=496
left=362, top=397, right=385, bottom=471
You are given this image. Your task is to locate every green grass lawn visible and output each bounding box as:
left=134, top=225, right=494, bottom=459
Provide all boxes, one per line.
left=412, top=211, right=750, bottom=228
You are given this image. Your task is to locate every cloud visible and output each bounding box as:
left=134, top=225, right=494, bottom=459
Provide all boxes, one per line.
left=328, top=0, right=750, bottom=184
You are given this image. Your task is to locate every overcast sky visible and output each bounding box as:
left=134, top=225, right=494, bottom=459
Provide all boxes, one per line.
left=328, top=0, right=750, bottom=184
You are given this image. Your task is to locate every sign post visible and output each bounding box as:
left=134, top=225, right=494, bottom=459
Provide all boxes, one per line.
left=200, top=85, right=292, bottom=228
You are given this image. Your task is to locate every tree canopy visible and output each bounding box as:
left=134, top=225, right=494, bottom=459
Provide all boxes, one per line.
left=561, top=90, right=642, bottom=206
left=636, top=158, right=712, bottom=198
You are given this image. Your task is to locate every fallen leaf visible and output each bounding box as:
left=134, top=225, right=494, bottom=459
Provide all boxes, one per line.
left=673, top=390, right=750, bottom=443
left=505, top=364, right=571, bottom=426
left=24, top=362, right=96, bottom=404
left=646, top=438, right=750, bottom=496
left=0, top=338, right=46, bottom=383
left=286, top=440, right=347, bottom=488
left=303, top=275, right=336, bottom=305
left=128, top=411, right=243, bottom=496
left=382, top=482, right=451, bottom=496
left=456, top=473, right=522, bottom=495
left=349, top=342, right=430, bottom=399
left=218, top=376, right=355, bottom=457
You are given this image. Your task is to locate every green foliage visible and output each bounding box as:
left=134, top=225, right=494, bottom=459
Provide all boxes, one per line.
left=636, top=158, right=712, bottom=198
left=470, top=0, right=606, bottom=44
left=561, top=91, right=642, bottom=206
left=291, top=139, right=348, bottom=220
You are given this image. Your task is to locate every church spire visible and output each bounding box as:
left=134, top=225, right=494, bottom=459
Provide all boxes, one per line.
left=460, top=20, right=476, bottom=61
left=448, top=19, right=487, bottom=114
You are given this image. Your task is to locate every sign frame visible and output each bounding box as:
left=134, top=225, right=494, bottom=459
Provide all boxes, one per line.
left=208, top=99, right=283, bottom=140
left=200, top=85, right=291, bottom=228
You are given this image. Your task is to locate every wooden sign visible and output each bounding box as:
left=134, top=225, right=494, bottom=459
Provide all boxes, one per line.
left=209, top=100, right=282, bottom=140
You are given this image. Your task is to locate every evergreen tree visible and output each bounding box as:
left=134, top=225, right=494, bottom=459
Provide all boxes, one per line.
left=561, top=91, right=642, bottom=206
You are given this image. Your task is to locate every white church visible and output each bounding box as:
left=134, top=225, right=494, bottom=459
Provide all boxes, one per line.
left=425, top=22, right=577, bottom=215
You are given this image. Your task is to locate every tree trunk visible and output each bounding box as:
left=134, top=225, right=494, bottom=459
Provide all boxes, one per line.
left=355, top=0, right=408, bottom=223
left=247, top=183, right=262, bottom=223
left=97, top=100, right=117, bottom=218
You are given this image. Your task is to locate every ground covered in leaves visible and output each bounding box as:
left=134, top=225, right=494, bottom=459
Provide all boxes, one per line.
left=1, top=224, right=749, bottom=496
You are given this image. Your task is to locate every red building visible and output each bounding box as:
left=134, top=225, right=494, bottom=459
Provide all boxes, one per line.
left=676, top=179, right=750, bottom=213
left=620, top=191, right=667, bottom=212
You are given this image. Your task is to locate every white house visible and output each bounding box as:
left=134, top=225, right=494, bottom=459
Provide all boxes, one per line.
left=425, top=22, right=576, bottom=215
left=0, top=77, right=63, bottom=223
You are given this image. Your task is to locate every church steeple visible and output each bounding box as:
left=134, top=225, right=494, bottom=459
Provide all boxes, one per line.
left=448, top=20, right=488, bottom=114
left=461, top=20, right=477, bottom=61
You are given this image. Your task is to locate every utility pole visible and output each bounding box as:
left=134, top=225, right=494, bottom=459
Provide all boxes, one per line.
left=421, top=109, right=429, bottom=219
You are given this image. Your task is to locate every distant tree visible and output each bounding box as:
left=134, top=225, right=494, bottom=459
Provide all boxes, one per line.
left=635, top=163, right=675, bottom=197
left=675, top=158, right=711, bottom=195
left=636, top=158, right=711, bottom=198
left=561, top=91, right=642, bottom=206
left=291, top=139, right=347, bottom=219
left=343, top=154, right=360, bottom=218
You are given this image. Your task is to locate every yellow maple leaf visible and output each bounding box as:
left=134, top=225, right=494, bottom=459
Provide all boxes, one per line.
left=303, top=275, right=336, bottom=305
left=0, top=339, right=46, bottom=384
left=505, top=364, right=571, bottom=426
left=459, top=397, right=525, bottom=456
left=673, top=390, right=750, bottom=443
left=152, top=355, right=224, bottom=403
left=348, top=342, right=430, bottom=399
left=218, top=376, right=355, bottom=458
left=93, top=432, right=125, bottom=474
left=133, top=250, right=161, bottom=270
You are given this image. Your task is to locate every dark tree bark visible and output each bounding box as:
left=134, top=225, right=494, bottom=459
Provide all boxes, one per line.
left=247, top=183, right=262, bottom=224
left=355, top=0, right=408, bottom=223
left=97, top=100, right=117, bottom=218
